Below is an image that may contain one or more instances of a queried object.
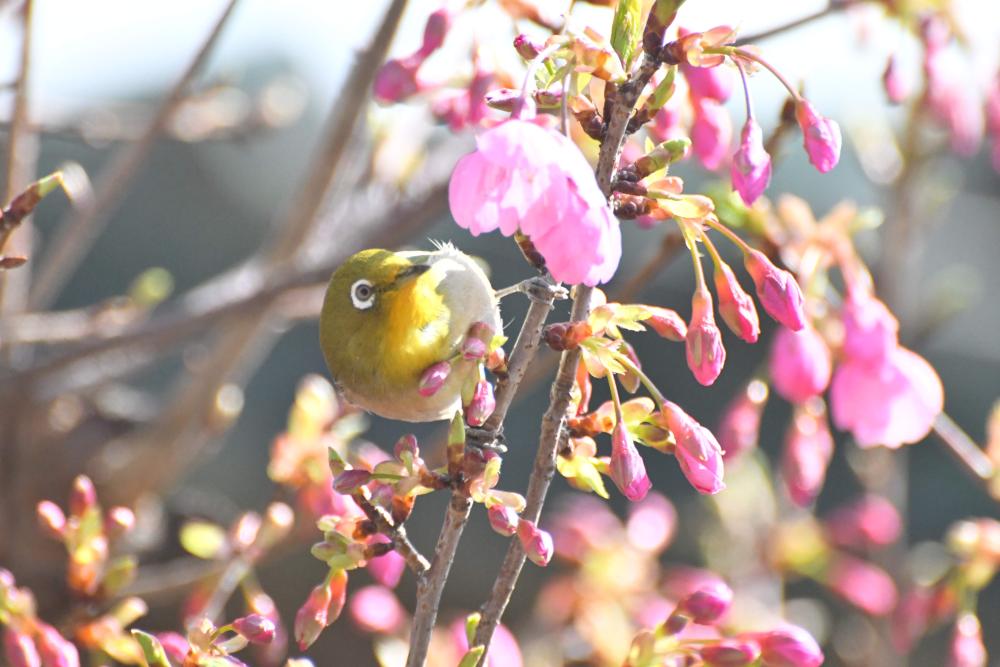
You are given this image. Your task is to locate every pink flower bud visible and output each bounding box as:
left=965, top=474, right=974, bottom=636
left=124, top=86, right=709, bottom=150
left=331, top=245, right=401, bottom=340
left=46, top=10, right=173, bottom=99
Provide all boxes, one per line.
left=757, top=625, right=824, bottom=667
left=649, top=104, right=684, bottom=143
left=686, top=288, right=726, bottom=386
left=294, top=569, right=348, bottom=650
left=69, top=475, right=97, bottom=516
left=730, top=118, right=772, bottom=206
left=155, top=632, right=189, bottom=663
left=782, top=406, right=834, bottom=506
left=682, top=61, right=734, bottom=103
left=700, top=639, right=761, bottom=666
left=233, top=614, right=276, bottom=644
left=349, top=585, right=406, bottom=634
left=841, top=294, right=898, bottom=365
left=714, top=263, right=760, bottom=343
left=418, top=361, right=451, bottom=397
left=394, top=434, right=420, bottom=461
left=488, top=505, right=519, bottom=537
left=644, top=306, right=687, bottom=341
left=3, top=628, right=40, bottom=667
left=948, top=614, right=986, bottom=667
left=333, top=469, right=372, bottom=494
left=717, top=381, right=768, bottom=461
left=661, top=401, right=725, bottom=494
left=104, top=506, right=136, bottom=539
left=373, top=55, right=424, bottom=104
left=678, top=579, right=734, bottom=624
left=743, top=249, right=806, bottom=331
left=34, top=624, right=79, bottom=667
left=769, top=326, right=832, bottom=404
left=36, top=501, right=67, bottom=539
left=417, top=7, right=453, bottom=57
left=464, top=379, right=496, bottom=427
left=517, top=520, right=553, bottom=566
left=825, top=494, right=902, bottom=549
left=826, top=556, right=898, bottom=616
left=367, top=535, right=405, bottom=588
left=460, top=336, right=487, bottom=361
left=609, top=422, right=652, bottom=502
left=513, top=34, right=543, bottom=60
left=691, top=98, right=732, bottom=171
left=795, top=99, right=841, bottom=173
left=882, top=55, right=909, bottom=104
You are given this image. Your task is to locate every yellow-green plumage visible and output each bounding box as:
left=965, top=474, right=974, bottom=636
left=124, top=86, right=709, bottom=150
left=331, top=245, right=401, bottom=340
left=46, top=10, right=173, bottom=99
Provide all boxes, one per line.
left=319, top=245, right=501, bottom=422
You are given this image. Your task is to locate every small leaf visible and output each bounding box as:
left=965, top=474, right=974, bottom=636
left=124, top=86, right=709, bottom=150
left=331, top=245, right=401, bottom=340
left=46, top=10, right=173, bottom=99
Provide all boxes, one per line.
left=656, top=194, right=715, bottom=220
left=179, top=520, right=228, bottom=560
left=131, top=630, right=170, bottom=667
left=458, top=646, right=486, bottom=667
left=465, top=612, right=481, bottom=646
left=610, top=0, right=642, bottom=67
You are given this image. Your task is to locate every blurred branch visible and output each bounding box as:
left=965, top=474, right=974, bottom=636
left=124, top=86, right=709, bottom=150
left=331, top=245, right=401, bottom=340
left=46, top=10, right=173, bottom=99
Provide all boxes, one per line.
left=933, top=413, right=997, bottom=495
left=28, top=0, right=243, bottom=310
left=734, top=0, right=857, bottom=46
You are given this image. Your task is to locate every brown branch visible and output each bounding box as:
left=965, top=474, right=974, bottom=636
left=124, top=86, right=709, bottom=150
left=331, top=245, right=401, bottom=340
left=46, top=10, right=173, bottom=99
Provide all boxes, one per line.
left=354, top=493, right=430, bottom=576
left=28, top=0, right=243, bottom=310
left=933, top=412, right=997, bottom=494
left=734, top=1, right=855, bottom=47
left=472, top=48, right=662, bottom=662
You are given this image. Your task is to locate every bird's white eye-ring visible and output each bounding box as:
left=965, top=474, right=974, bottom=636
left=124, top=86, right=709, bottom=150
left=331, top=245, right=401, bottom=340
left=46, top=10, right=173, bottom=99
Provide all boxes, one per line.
left=350, top=279, right=376, bottom=310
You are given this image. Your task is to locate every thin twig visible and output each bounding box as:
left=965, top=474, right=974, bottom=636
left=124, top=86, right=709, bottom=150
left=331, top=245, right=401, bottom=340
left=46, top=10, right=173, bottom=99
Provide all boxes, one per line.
left=734, top=1, right=853, bottom=47
left=354, top=493, right=430, bottom=575
left=933, top=413, right=997, bottom=490
left=28, top=0, right=243, bottom=310
left=472, top=47, right=662, bottom=662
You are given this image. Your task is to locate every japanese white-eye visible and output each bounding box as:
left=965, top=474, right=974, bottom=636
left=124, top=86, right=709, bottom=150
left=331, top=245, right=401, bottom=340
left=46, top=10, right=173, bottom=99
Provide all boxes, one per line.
left=319, top=244, right=502, bottom=422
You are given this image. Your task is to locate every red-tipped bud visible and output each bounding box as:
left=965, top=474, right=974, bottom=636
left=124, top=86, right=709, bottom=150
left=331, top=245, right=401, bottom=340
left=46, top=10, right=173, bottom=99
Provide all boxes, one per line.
left=36, top=501, right=67, bottom=539
left=69, top=475, right=97, bottom=516
left=717, top=380, right=768, bottom=461
left=826, top=555, right=898, bottom=616
left=882, top=55, right=909, bottom=104
left=3, top=628, right=40, bottom=667
left=795, top=99, right=841, bottom=173
left=714, top=263, right=760, bottom=343
left=948, top=613, right=986, bottom=667
left=513, top=34, right=544, bottom=60
left=678, top=580, right=734, bottom=625
left=700, top=639, right=761, bottom=666
left=661, top=401, right=725, bottom=494
left=460, top=336, right=487, bottom=361
left=104, top=506, right=136, bottom=539
left=516, top=520, right=553, bottom=566
left=769, top=326, right=832, bottom=404
left=394, top=434, right=420, bottom=461
left=418, top=8, right=453, bottom=57
left=609, top=422, right=651, bottom=501
left=730, top=118, right=772, bottom=206
left=782, top=404, right=834, bottom=507
left=233, top=614, right=276, bottom=644
left=686, top=288, right=726, bottom=386
left=743, top=249, right=806, bottom=331
left=757, top=625, right=824, bottom=667
left=294, top=569, right=348, bottom=650
left=333, top=469, right=372, bottom=494
left=418, top=361, right=451, bottom=397
left=488, top=505, right=519, bottom=537
left=464, top=379, right=495, bottom=427
left=542, top=321, right=593, bottom=351
left=644, top=306, right=687, bottom=341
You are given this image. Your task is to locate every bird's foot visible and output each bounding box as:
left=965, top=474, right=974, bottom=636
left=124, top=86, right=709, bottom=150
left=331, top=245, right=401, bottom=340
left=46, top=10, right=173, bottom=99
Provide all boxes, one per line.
left=495, top=276, right=569, bottom=304
left=464, top=427, right=507, bottom=454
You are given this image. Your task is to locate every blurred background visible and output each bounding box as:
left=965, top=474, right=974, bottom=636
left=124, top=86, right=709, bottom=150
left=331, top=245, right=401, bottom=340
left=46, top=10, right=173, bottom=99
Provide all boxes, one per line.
left=0, top=0, right=998, bottom=665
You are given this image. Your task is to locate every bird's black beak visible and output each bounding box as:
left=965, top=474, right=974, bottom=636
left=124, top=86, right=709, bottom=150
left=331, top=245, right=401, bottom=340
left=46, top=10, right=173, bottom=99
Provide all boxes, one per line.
left=394, top=263, right=431, bottom=285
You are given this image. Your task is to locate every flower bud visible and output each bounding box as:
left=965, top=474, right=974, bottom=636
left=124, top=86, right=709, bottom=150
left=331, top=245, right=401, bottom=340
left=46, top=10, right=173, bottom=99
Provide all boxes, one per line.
left=825, top=494, right=902, bottom=549
left=841, top=294, right=898, bottom=365
left=882, top=55, right=909, bottom=104
left=460, top=336, right=487, bottom=361
left=769, top=326, right=832, bottom=404
left=488, top=505, right=519, bottom=537
left=464, top=379, right=495, bottom=427
left=644, top=306, right=687, bottom=341
left=757, top=625, right=824, bottom=667
left=730, top=117, right=772, bottom=205
left=542, top=321, right=593, bottom=351
left=418, top=361, right=451, bottom=397
left=417, top=7, right=453, bottom=57
left=678, top=579, right=734, bottom=624
left=743, top=249, right=806, bottom=331
left=661, top=401, right=725, bottom=494
left=795, top=99, right=841, bottom=173
left=367, top=536, right=406, bottom=588
left=69, top=475, right=97, bottom=516
left=686, top=288, right=726, bottom=386
left=714, top=262, right=760, bottom=343
left=373, top=56, right=424, bottom=104
left=104, top=506, right=136, bottom=540
left=3, top=628, right=40, bottom=667
left=394, top=434, right=420, bottom=461
left=333, top=469, right=372, bottom=494
left=294, top=569, right=348, bottom=650
left=826, top=555, right=898, bottom=616
left=233, top=614, right=276, bottom=644
left=36, top=501, right=67, bottom=539
left=349, top=585, right=406, bottom=634
left=691, top=98, right=732, bottom=171
left=682, top=60, right=734, bottom=102
left=609, top=421, right=652, bottom=501
left=513, top=34, right=544, bottom=60
left=34, top=624, right=79, bottom=667
left=517, top=520, right=553, bottom=566
left=782, top=404, right=834, bottom=506
left=717, top=380, right=768, bottom=461
left=156, top=632, right=189, bottom=664
left=948, top=613, right=986, bottom=667
left=486, top=346, right=507, bottom=374
left=700, top=639, right=761, bottom=666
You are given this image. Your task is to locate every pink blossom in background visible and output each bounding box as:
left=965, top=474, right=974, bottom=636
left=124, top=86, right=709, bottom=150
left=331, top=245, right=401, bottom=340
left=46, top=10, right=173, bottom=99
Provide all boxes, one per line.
left=825, top=494, right=902, bottom=549
left=2, top=628, right=40, bottom=667
left=609, top=421, right=652, bottom=501
left=649, top=103, right=685, bottom=143
left=757, top=625, right=824, bottom=667
left=826, top=556, right=898, bottom=616
left=35, top=624, right=79, bottom=667
left=948, top=614, right=987, bottom=667
left=795, top=99, right=842, bottom=173
left=716, top=382, right=767, bottom=461
left=373, top=55, right=426, bottom=104
left=661, top=401, right=725, bottom=494
left=782, top=406, right=834, bottom=506
left=682, top=60, right=734, bottom=103
left=686, top=288, right=726, bottom=386
left=730, top=118, right=772, bottom=205
left=691, top=98, right=733, bottom=170
left=449, top=119, right=621, bottom=285
left=882, top=55, right=909, bottom=104
left=450, top=620, right=523, bottom=667
left=769, top=326, right=832, bottom=404
left=367, top=535, right=406, bottom=588
left=841, top=294, right=898, bottom=364
left=349, top=585, right=406, bottom=634
left=626, top=492, right=677, bottom=552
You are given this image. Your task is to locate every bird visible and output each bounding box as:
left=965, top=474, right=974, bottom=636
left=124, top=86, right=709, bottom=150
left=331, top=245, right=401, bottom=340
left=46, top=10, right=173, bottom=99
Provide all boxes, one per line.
left=319, top=243, right=502, bottom=422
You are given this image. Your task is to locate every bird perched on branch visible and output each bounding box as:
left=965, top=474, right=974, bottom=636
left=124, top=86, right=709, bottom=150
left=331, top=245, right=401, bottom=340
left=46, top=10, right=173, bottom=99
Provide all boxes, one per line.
left=319, top=243, right=502, bottom=422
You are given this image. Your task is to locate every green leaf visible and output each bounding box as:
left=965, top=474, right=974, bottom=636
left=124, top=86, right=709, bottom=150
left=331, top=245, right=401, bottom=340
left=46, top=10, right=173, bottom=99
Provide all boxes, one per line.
left=458, top=646, right=487, bottom=667
left=610, top=0, right=642, bottom=67
left=179, top=521, right=227, bottom=560
left=131, top=629, right=171, bottom=667
left=465, top=612, right=481, bottom=645
left=656, top=194, right=715, bottom=220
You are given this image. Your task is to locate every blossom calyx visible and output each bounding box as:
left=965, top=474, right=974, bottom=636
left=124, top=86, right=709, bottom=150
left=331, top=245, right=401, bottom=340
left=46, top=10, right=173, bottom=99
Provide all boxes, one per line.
left=743, top=249, right=806, bottom=331
left=686, top=288, right=726, bottom=386
left=661, top=401, right=725, bottom=494
left=609, top=421, right=652, bottom=501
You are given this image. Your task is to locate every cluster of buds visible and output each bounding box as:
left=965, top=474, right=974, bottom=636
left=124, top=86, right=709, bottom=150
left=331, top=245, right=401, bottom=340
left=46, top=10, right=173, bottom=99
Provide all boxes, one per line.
left=36, top=475, right=136, bottom=599
left=0, top=569, right=80, bottom=667
left=418, top=321, right=504, bottom=427
left=130, top=613, right=276, bottom=667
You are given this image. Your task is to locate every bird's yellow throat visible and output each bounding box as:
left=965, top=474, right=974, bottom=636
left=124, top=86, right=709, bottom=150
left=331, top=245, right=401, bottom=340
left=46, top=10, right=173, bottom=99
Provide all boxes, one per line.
left=379, top=268, right=449, bottom=387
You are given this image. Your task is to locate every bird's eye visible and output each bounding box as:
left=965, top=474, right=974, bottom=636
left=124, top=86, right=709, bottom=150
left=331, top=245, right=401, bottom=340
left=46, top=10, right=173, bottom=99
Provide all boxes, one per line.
left=350, top=279, right=376, bottom=310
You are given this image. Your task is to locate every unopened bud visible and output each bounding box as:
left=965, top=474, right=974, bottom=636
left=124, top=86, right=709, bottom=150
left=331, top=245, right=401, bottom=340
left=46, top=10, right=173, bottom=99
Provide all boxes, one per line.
left=644, top=306, right=686, bottom=341
left=294, top=569, right=348, bottom=650
left=487, top=505, right=519, bottom=537
left=233, top=614, right=276, bottom=644
left=714, top=262, right=760, bottom=343
left=542, top=321, right=593, bottom=351
left=678, top=580, right=734, bottom=624
left=69, top=475, right=97, bottom=516
left=464, top=380, right=495, bottom=427
left=757, top=625, right=824, bottom=667
left=418, top=361, right=451, bottom=397
left=513, top=34, right=544, bottom=60
left=516, top=520, right=553, bottom=566
left=609, top=422, right=651, bottom=501
left=394, top=434, right=420, bottom=461
left=795, top=99, right=842, bottom=173
left=418, top=7, right=453, bottom=56
left=104, top=506, right=136, bottom=539
left=743, top=249, right=806, bottom=331
left=35, top=623, right=80, bottom=667
left=37, top=501, right=67, bottom=539
left=686, top=288, right=726, bottom=386
left=632, top=138, right=691, bottom=177
left=461, top=337, right=487, bottom=361
left=700, top=639, right=761, bottom=666
left=333, top=469, right=372, bottom=494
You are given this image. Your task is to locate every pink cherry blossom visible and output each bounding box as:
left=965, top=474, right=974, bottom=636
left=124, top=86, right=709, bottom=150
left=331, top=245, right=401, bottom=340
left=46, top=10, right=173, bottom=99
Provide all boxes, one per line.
left=661, top=401, right=725, bottom=494
left=448, top=119, right=621, bottom=285
left=691, top=98, right=732, bottom=170
left=716, top=382, right=767, bottom=460
left=757, top=625, right=824, bottom=667
left=686, top=288, right=726, bottom=386
left=714, top=262, right=760, bottom=343
left=948, top=614, right=986, bottom=667
left=649, top=103, right=684, bottom=143
left=609, top=421, right=651, bottom=501
left=825, top=494, right=902, bottom=549
left=626, top=493, right=676, bottom=552
left=516, top=519, right=554, bottom=566
left=730, top=118, right=772, bottom=205
left=743, top=249, right=806, bottom=331
left=795, top=99, right=842, bottom=173
left=826, top=555, right=898, bottom=616
left=682, top=60, right=734, bottom=102
left=830, top=347, right=943, bottom=448
left=348, top=585, right=406, bottom=634
left=769, top=326, right=832, bottom=404
left=373, top=55, right=426, bottom=104
left=841, top=294, right=898, bottom=364
left=367, top=535, right=406, bottom=588
left=782, top=406, right=834, bottom=506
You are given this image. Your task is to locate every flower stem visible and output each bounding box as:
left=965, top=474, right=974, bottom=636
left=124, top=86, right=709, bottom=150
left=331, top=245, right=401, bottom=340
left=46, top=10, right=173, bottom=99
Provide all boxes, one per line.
left=734, top=57, right=754, bottom=121
left=612, top=349, right=668, bottom=407
left=712, top=47, right=803, bottom=103
left=702, top=215, right=754, bottom=255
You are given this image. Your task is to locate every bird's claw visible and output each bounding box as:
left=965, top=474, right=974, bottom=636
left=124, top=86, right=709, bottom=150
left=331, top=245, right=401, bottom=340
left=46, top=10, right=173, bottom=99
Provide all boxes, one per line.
left=465, top=427, right=507, bottom=454
left=495, top=277, right=568, bottom=304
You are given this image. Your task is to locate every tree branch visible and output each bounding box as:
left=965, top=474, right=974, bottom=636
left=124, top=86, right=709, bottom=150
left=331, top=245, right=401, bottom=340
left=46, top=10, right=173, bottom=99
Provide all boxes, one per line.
left=734, top=1, right=855, bottom=47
